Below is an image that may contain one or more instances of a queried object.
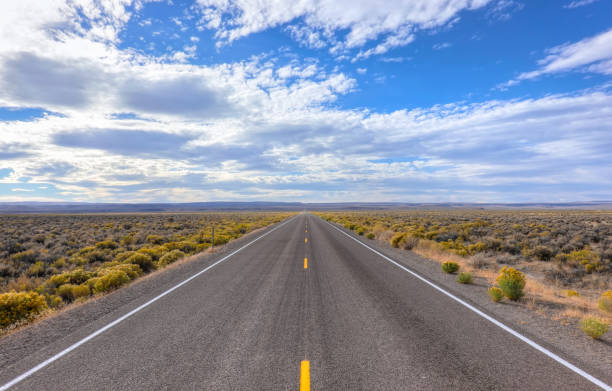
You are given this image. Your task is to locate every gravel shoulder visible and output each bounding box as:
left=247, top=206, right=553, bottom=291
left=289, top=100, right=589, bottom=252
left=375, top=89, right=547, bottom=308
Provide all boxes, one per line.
left=327, top=220, right=612, bottom=386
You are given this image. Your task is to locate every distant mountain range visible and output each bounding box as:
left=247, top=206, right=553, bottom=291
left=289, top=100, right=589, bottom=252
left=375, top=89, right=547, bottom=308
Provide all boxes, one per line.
left=0, top=201, right=611, bottom=213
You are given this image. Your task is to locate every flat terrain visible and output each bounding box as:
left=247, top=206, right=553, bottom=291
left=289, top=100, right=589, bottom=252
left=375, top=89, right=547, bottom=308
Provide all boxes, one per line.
left=0, top=214, right=610, bottom=390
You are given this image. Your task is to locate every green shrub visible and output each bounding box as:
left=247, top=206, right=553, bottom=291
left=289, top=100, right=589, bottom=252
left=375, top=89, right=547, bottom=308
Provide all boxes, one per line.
left=598, top=291, right=612, bottom=313
left=72, top=284, right=90, bottom=299
left=457, top=272, right=473, bottom=284
left=98, top=263, right=142, bottom=279
left=488, top=286, right=503, bottom=302
left=356, top=227, right=365, bottom=235
left=11, top=250, right=38, bottom=264
left=496, top=266, right=526, bottom=301
left=85, top=277, right=100, bottom=290
left=126, top=253, right=155, bottom=273
left=48, top=273, right=70, bottom=288
left=95, top=240, right=118, bottom=250
left=158, top=250, right=186, bottom=267
left=92, top=271, right=130, bottom=294
left=51, top=258, right=67, bottom=268
left=366, top=233, right=375, bottom=240
left=467, top=241, right=486, bottom=255
left=137, top=247, right=164, bottom=261
left=146, top=235, right=164, bottom=245
left=114, top=251, right=136, bottom=263
left=45, top=294, right=63, bottom=309
left=67, top=268, right=94, bottom=284
left=0, top=291, right=48, bottom=328
left=79, top=247, right=110, bottom=263
left=27, top=261, right=46, bottom=277
left=441, top=262, right=460, bottom=274
left=580, top=317, right=608, bottom=339
left=176, top=241, right=197, bottom=253
left=390, top=233, right=406, bottom=248
left=120, top=234, right=135, bottom=246
left=68, top=256, right=87, bottom=266
left=532, top=245, right=554, bottom=261
left=234, top=224, right=248, bottom=234
left=57, top=284, right=76, bottom=302
left=213, top=235, right=229, bottom=246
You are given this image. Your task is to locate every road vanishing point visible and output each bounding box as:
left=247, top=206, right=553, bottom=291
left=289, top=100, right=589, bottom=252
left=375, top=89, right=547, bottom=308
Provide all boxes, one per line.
left=0, top=214, right=610, bottom=390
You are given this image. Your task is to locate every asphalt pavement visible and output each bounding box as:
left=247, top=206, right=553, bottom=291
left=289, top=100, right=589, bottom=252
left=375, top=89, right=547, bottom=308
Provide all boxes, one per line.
left=0, top=213, right=609, bottom=390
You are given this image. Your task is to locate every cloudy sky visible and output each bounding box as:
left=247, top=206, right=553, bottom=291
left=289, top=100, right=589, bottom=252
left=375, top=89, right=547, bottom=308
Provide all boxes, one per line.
left=0, top=0, right=611, bottom=203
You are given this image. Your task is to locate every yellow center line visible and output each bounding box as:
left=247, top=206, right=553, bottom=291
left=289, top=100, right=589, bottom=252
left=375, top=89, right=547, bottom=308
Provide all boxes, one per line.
left=304, top=257, right=308, bottom=269
left=305, top=237, right=308, bottom=243
left=300, top=360, right=310, bottom=391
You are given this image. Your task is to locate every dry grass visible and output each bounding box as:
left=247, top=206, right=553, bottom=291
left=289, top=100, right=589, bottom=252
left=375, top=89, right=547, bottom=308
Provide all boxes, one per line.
left=414, top=238, right=610, bottom=322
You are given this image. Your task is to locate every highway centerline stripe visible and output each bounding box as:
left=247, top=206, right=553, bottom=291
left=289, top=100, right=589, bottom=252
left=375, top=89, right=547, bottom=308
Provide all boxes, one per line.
left=305, top=237, right=308, bottom=243
left=323, top=218, right=612, bottom=391
left=0, top=215, right=299, bottom=391
left=300, top=360, right=310, bottom=391
left=304, top=257, right=308, bottom=269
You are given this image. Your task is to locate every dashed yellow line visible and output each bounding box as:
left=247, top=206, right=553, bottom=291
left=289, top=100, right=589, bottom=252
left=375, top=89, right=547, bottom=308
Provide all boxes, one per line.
left=300, top=360, right=310, bottom=391
left=304, top=257, right=308, bottom=269
left=305, top=237, right=308, bottom=244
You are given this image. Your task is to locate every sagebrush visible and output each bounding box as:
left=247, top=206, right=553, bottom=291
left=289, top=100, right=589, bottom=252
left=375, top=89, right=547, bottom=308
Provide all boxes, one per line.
left=0, top=212, right=292, bottom=329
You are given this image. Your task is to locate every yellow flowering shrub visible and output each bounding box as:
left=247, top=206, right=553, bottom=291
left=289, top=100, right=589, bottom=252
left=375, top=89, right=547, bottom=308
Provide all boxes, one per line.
left=0, top=291, right=48, bottom=328
left=580, top=317, right=608, bottom=339
left=488, top=286, right=503, bottom=302
left=496, top=266, right=526, bottom=301
left=158, top=250, right=186, bottom=267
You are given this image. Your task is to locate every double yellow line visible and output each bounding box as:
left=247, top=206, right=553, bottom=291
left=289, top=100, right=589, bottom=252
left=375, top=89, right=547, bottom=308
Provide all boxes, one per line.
left=304, top=222, right=309, bottom=269
left=300, top=360, right=310, bottom=390
left=301, top=222, right=310, bottom=390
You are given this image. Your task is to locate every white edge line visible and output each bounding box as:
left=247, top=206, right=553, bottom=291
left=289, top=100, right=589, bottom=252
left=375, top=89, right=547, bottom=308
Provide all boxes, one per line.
left=323, top=219, right=612, bottom=391
left=0, top=215, right=298, bottom=391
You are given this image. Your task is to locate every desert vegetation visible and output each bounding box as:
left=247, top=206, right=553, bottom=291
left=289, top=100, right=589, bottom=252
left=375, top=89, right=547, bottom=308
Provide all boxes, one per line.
left=317, top=210, right=612, bottom=338
left=0, top=212, right=292, bottom=331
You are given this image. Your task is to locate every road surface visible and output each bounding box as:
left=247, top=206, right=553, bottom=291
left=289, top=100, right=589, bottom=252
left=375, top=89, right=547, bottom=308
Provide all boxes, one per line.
left=0, top=214, right=609, bottom=390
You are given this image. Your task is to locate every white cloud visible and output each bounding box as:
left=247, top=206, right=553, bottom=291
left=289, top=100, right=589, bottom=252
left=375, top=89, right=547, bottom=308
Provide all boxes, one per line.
left=379, top=56, right=412, bottom=63
left=502, top=28, right=612, bottom=88
left=432, top=42, right=452, bottom=50
left=485, top=0, right=523, bottom=21
left=564, top=0, right=599, bottom=9
left=195, top=0, right=492, bottom=56
left=1, top=0, right=611, bottom=202
left=286, top=24, right=328, bottom=49
left=353, top=27, right=415, bottom=61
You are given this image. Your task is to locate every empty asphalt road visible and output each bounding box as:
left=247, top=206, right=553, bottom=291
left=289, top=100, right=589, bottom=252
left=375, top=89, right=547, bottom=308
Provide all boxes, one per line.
left=0, top=214, right=610, bottom=390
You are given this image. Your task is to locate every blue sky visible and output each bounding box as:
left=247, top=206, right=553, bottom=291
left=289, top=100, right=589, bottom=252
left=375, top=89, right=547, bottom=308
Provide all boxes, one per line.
left=0, top=0, right=611, bottom=202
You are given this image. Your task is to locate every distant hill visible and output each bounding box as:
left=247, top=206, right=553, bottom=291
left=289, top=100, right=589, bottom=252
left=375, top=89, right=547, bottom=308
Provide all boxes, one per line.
left=0, top=201, right=611, bottom=213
